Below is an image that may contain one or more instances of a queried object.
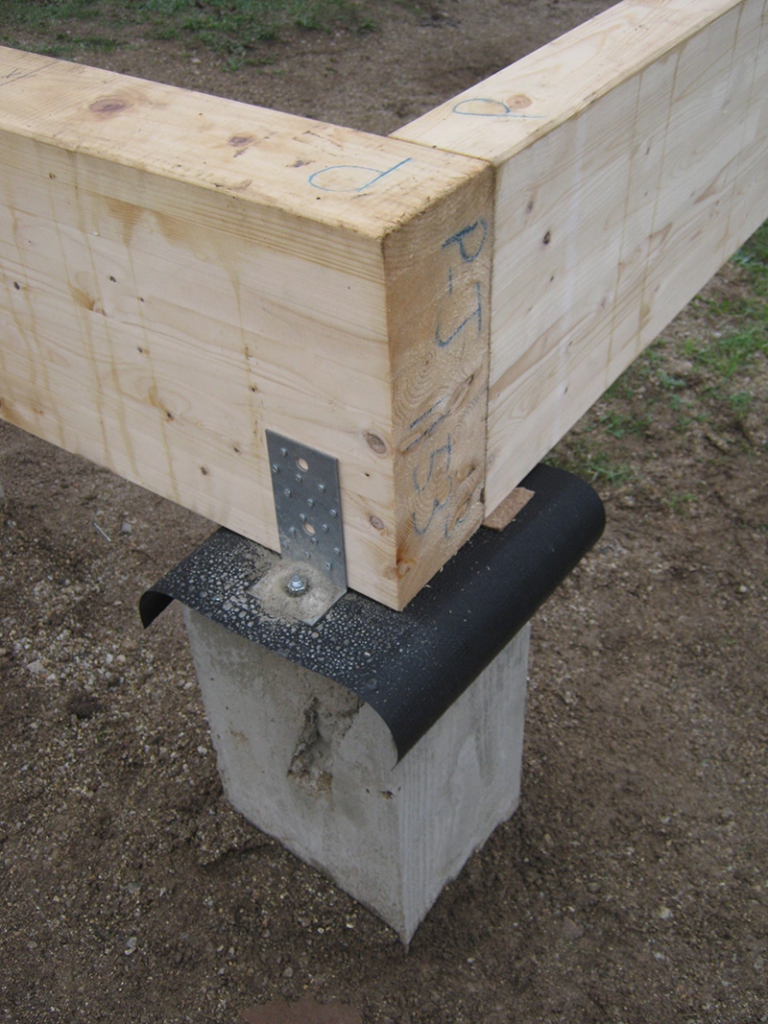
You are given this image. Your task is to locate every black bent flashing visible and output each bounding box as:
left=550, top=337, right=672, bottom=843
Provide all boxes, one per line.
left=140, top=463, right=605, bottom=760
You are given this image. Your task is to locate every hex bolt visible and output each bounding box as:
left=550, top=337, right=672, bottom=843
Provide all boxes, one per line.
left=286, top=574, right=309, bottom=597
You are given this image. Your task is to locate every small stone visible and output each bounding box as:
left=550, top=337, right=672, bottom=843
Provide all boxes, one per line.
left=27, top=660, right=44, bottom=675
left=197, top=745, right=208, bottom=755
left=125, top=936, right=138, bottom=955
left=561, top=918, right=584, bottom=941
left=282, top=966, right=294, bottom=978
left=659, top=906, right=673, bottom=920
left=755, top=956, right=766, bottom=972
left=298, top=916, right=311, bottom=928
left=121, top=521, right=133, bottom=534
left=587, top=881, right=601, bottom=893
left=67, top=693, right=103, bottom=720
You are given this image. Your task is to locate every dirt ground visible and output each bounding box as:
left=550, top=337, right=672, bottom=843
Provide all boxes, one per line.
left=2, top=2, right=768, bottom=1022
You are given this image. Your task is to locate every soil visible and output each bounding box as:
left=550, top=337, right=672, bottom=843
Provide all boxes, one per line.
left=2, top=3, right=768, bottom=1022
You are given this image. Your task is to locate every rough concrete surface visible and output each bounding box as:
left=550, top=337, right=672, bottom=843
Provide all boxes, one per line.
left=185, top=608, right=529, bottom=944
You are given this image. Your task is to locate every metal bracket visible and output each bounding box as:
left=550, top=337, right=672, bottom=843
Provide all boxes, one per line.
left=262, top=431, right=347, bottom=624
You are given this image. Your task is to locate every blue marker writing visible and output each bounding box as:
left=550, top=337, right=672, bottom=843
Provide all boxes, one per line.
left=309, top=157, right=412, bottom=193
left=452, top=98, right=545, bottom=120
left=443, top=218, right=488, bottom=263
left=436, top=282, right=482, bottom=348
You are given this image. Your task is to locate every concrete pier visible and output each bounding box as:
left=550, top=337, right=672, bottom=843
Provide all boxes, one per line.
left=184, top=608, right=530, bottom=944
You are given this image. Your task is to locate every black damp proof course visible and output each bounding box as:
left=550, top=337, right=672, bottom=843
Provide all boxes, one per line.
left=140, top=464, right=605, bottom=760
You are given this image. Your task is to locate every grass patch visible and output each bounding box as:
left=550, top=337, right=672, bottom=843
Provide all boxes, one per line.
left=733, top=219, right=768, bottom=295
left=546, top=441, right=636, bottom=486
left=662, top=492, right=696, bottom=515
left=597, top=410, right=650, bottom=439
left=685, top=326, right=768, bottom=379
left=0, top=0, right=375, bottom=57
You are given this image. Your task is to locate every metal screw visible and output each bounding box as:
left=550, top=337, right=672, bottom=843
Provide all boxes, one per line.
left=333, top=547, right=341, bottom=555
left=325, top=561, right=332, bottom=570
left=318, top=483, right=326, bottom=493
left=286, top=574, right=308, bottom=597
left=330, top=508, right=338, bottom=517
left=288, top=526, right=298, bottom=535
left=280, top=447, right=288, bottom=457
left=271, top=463, right=279, bottom=473
left=283, top=488, right=291, bottom=498
left=299, top=513, right=307, bottom=522
left=307, top=498, right=315, bottom=507
left=321, top=524, right=329, bottom=532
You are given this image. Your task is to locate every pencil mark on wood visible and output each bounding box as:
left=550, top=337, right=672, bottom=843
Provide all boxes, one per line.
left=0, top=62, right=57, bottom=89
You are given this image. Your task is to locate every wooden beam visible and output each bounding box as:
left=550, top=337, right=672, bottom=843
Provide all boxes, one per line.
left=0, top=47, right=492, bottom=610
left=395, top=0, right=768, bottom=514
left=2, top=0, right=767, bottom=610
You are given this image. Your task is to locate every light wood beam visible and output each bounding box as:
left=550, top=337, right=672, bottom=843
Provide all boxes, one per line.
left=395, top=0, right=768, bottom=514
left=0, top=47, right=492, bottom=610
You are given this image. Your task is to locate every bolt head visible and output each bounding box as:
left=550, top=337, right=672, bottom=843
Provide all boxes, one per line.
left=286, top=574, right=309, bottom=597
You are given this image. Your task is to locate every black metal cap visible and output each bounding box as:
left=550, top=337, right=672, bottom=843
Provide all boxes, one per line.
left=141, top=464, right=605, bottom=759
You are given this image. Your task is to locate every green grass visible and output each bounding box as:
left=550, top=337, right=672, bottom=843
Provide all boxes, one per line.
left=0, top=0, right=376, bottom=58
left=733, top=219, right=768, bottom=295
left=546, top=441, right=636, bottom=486
left=597, top=410, right=650, bottom=439
left=684, top=326, right=768, bottom=379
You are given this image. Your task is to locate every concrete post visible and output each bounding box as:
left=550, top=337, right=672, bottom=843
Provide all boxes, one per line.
left=184, top=607, right=530, bottom=944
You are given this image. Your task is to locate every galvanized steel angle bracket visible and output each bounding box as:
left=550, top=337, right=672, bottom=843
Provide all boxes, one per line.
left=260, top=430, right=348, bottom=624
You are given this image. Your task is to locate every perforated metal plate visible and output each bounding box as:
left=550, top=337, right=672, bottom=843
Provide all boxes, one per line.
left=266, top=431, right=347, bottom=593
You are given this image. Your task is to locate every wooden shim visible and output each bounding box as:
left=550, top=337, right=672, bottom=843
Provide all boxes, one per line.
left=0, top=47, right=491, bottom=610
left=395, top=0, right=768, bottom=514
left=483, top=487, right=535, bottom=532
